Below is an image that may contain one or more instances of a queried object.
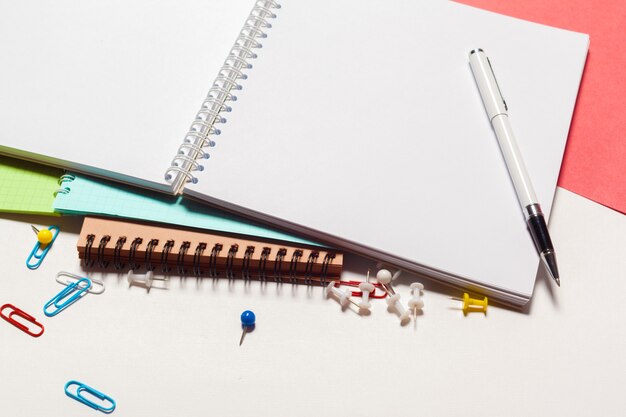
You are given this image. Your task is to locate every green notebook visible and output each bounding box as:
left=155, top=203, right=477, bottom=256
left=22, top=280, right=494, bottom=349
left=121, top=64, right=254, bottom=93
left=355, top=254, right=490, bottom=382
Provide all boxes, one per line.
left=53, top=173, right=317, bottom=246
left=0, top=155, right=62, bottom=216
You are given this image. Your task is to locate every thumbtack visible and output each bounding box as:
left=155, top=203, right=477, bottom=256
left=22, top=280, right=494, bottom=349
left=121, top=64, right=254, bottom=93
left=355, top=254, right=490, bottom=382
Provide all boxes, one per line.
left=26, top=225, right=60, bottom=269
left=325, top=281, right=360, bottom=309
left=451, top=293, right=488, bottom=315
left=127, top=270, right=154, bottom=289
left=376, top=268, right=402, bottom=295
left=127, top=270, right=167, bottom=291
left=240, top=310, right=256, bottom=346
left=386, top=294, right=410, bottom=323
left=32, top=225, right=53, bottom=246
left=408, top=282, right=424, bottom=327
left=357, top=269, right=375, bottom=310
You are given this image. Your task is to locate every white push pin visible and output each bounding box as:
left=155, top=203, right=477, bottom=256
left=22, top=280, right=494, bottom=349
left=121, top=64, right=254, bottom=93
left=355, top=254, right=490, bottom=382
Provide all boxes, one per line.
left=325, top=281, right=359, bottom=308
left=376, top=268, right=402, bottom=295
left=386, top=293, right=411, bottom=323
left=358, top=269, right=375, bottom=310
left=408, top=282, right=425, bottom=328
left=127, top=270, right=154, bottom=290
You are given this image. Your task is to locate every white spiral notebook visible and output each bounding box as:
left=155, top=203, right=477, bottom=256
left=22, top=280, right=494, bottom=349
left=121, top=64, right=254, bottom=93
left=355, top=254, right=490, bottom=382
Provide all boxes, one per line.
left=0, top=0, right=589, bottom=306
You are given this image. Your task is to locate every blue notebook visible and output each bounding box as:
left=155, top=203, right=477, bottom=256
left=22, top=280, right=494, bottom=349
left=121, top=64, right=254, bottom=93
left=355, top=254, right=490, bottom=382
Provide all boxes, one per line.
left=53, top=173, right=317, bottom=246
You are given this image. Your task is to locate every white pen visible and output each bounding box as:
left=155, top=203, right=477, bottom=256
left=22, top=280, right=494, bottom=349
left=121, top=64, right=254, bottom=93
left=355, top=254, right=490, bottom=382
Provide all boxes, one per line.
left=469, top=48, right=560, bottom=286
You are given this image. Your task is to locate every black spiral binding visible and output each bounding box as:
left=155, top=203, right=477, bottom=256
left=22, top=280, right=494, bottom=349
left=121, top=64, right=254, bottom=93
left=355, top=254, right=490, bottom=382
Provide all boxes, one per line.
left=82, top=231, right=334, bottom=285
left=177, top=241, right=191, bottom=276
left=304, top=251, right=319, bottom=286
left=258, top=247, right=271, bottom=282
left=320, top=253, right=335, bottom=287
left=208, top=243, right=223, bottom=277
left=128, top=238, right=143, bottom=271
left=113, top=236, right=127, bottom=270
left=226, top=244, right=238, bottom=279
left=84, top=234, right=95, bottom=267
left=192, top=243, right=207, bottom=277
left=144, top=239, right=159, bottom=271
left=242, top=246, right=255, bottom=281
left=289, top=250, right=303, bottom=284
left=160, top=240, right=175, bottom=273
left=97, top=235, right=111, bottom=268
left=273, top=248, right=287, bottom=283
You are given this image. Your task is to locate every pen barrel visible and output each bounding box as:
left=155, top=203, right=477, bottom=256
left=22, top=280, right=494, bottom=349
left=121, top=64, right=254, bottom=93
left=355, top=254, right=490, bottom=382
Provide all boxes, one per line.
left=525, top=207, right=554, bottom=253
left=491, top=115, right=538, bottom=209
left=469, top=49, right=507, bottom=120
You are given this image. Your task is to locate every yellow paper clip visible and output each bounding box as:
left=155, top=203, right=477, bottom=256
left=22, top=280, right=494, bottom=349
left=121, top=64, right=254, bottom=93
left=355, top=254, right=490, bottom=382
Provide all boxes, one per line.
left=460, top=293, right=488, bottom=315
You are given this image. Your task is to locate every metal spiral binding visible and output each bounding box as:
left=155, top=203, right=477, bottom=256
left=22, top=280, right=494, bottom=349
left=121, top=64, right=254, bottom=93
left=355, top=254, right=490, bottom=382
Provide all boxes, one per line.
left=79, top=230, right=338, bottom=284
left=128, top=238, right=143, bottom=271
left=84, top=234, right=95, bottom=267
left=177, top=242, right=191, bottom=276
left=208, top=243, right=223, bottom=277
left=273, top=248, right=287, bottom=283
left=193, top=243, right=207, bottom=277
left=97, top=235, right=111, bottom=268
left=164, top=0, right=282, bottom=194
left=258, top=247, right=271, bottom=282
left=160, top=240, right=175, bottom=273
left=242, top=246, right=255, bottom=281
left=113, top=237, right=127, bottom=270
left=54, top=173, right=76, bottom=197
left=144, top=239, right=159, bottom=271
left=304, top=252, right=319, bottom=286
left=226, top=244, right=239, bottom=279
left=289, top=250, right=303, bottom=284
left=319, top=253, right=335, bottom=287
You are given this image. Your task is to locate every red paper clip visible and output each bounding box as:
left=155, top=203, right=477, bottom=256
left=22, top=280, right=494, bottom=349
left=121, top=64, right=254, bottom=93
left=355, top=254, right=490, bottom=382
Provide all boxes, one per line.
left=0, top=304, right=45, bottom=337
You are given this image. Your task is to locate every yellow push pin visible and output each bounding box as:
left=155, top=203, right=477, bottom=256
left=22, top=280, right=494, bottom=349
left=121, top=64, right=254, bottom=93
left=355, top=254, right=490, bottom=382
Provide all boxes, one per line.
left=27, top=225, right=60, bottom=269
left=451, top=293, right=488, bottom=315
left=32, top=225, right=54, bottom=246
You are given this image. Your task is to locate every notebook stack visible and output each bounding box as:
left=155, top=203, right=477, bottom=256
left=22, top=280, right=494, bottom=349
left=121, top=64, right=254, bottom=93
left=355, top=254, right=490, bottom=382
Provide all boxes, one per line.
left=0, top=0, right=589, bottom=306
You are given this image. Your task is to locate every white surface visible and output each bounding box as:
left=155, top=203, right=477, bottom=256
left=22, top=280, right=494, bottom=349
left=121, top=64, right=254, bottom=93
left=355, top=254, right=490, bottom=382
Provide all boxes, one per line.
left=0, top=188, right=624, bottom=416
left=0, top=0, right=251, bottom=188
left=188, top=0, right=589, bottom=304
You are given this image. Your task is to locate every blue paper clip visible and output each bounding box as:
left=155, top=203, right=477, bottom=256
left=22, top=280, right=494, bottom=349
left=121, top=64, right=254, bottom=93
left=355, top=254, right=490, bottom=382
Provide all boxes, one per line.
left=44, top=277, right=91, bottom=317
left=26, top=225, right=60, bottom=269
left=65, top=380, right=116, bottom=413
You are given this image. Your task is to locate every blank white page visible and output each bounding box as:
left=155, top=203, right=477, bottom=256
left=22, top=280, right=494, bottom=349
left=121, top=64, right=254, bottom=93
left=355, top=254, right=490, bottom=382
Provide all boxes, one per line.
left=187, top=0, right=589, bottom=304
left=0, top=0, right=252, bottom=189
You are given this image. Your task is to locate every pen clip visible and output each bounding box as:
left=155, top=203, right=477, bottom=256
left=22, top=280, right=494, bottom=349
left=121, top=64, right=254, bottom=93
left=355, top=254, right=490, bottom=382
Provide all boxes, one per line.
left=486, top=56, right=508, bottom=111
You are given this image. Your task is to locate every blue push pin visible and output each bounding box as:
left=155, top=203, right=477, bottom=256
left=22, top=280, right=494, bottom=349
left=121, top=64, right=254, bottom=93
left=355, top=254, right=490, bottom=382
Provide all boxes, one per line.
left=239, top=310, right=255, bottom=346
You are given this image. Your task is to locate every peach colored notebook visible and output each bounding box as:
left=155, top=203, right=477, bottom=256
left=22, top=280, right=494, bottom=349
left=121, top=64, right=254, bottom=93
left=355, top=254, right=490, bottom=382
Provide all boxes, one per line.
left=78, top=217, right=342, bottom=285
